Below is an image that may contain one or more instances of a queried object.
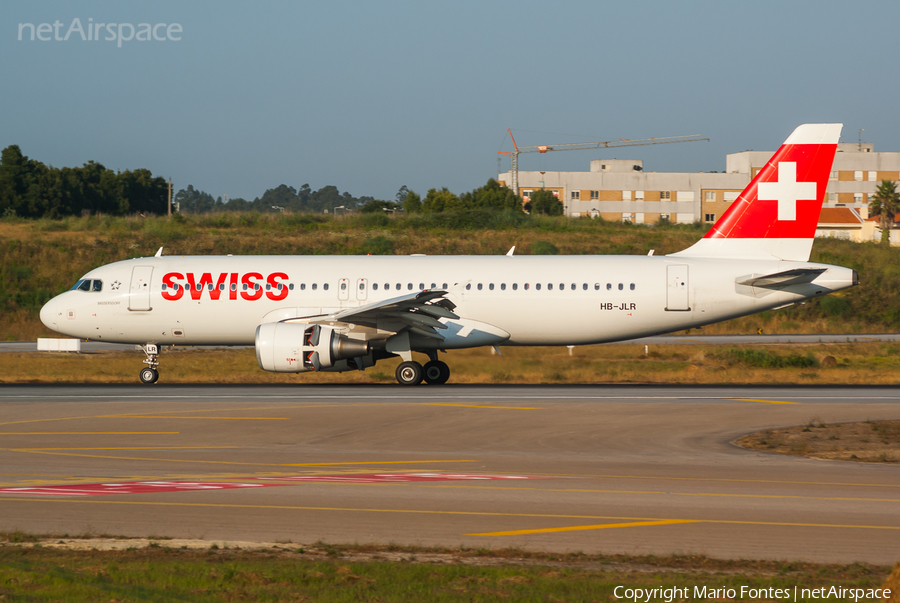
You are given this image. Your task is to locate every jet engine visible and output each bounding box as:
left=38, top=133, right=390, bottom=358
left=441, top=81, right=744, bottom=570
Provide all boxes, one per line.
left=255, top=322, right=369, bottom=373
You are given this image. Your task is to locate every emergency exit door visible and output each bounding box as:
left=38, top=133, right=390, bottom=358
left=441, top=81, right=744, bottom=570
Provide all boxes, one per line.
left=665, top=264, right=690, bottom=311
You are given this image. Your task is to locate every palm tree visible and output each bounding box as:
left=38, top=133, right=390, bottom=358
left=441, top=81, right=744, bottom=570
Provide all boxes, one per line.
left=869, top=180, right=900, bottom=243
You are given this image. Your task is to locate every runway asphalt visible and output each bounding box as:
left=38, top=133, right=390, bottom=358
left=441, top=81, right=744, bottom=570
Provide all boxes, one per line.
left=0, top=384, right=898, bottom=564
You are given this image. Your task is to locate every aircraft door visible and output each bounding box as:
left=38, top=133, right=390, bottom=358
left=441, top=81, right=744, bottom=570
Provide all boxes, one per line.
left=356, top=278, right=368, bottom=301
left=338, top=278, right=350, bottom=301
left=665, top=264, right=690, bottom=311
left=129, top=266, right=154, bottom=311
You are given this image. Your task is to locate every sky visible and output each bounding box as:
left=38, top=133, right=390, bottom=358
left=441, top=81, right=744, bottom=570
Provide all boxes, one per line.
left=2, top=0, right=899, bottom=204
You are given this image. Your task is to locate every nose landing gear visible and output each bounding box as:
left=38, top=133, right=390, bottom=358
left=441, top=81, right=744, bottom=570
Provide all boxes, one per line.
left=139, top=344, right=160, bottom=384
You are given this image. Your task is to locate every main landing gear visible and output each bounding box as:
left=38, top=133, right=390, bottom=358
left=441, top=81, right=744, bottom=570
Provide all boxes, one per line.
left=394, top=357, right=451, bottom=386
left=139, top=344, right=160, bottom=384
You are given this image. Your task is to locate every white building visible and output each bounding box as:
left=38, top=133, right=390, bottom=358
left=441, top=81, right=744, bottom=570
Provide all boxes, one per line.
left=498, top=142, right=900, bottom=228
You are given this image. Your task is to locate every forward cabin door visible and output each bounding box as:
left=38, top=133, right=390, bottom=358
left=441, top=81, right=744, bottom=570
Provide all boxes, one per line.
left=129, top=266, right=153, bottom=311
left=665, top=264, right=690, bottom=311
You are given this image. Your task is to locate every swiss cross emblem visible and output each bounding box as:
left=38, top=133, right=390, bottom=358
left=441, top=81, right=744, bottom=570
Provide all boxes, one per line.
left=758, top=162, right=816, bottom=221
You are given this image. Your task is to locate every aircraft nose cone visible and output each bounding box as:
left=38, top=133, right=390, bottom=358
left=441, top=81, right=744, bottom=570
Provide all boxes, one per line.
left=40, top=297, right=60, bottom=331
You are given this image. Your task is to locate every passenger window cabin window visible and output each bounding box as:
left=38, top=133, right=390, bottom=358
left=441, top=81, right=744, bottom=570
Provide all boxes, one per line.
left=477, top=283, right=483, bottom=290
left=341, top=282, right=347, bottom=291
left=524, top=283, right=530, bottom=290
left=288, top=284, right=294, bottom=291
left=594, top=283, right=600, bottom=290
left=630, top=283, right=635, bottom=290
left=407, top=283, right=413, bottom=290
left=300, top=283, right=306, bottom=290
left=512, top=283, right=517, bottom=290
left=607, top=283, right=612, bottom=290
left=220, top=284, right=226, bottom=291
left=243, top=283, right=249, bottom=291
left=489, top=283, right=495, bottom=290
left=431, top=283, right=437, bottom=289
left=419, top=283, right=425, bottom=290
left=324, top=283, right=329, bottom=291
left=395, top=283, right=401, bottom=290
left=373, top=283, right=378, bottom=291
left=466, top=284, right=471, bottom=290
left=559, top=283, right=564, bottom=290
left=196, top=284, right=202, bottom=291
left=255, top=284, right=261, bottom=291
left=548, top=283, right=553, bottom=290
left=500, top=283, right=506, bottom=290
left=312, top=284, right=318, bottom=290
left=265, top=284, right=271, bottom=291
left=583, top=283, right=588, bottom=290
left=231, top=283, right=237, bottom=291
left=618, top=283, right=624, bottom=290
left=278, top=283, right=284, bottom=291
left=536, top=283, right=542, bottom=290
left=571, top=283, right=576, bottom=290
left=442, top=283, right=448, bottom=289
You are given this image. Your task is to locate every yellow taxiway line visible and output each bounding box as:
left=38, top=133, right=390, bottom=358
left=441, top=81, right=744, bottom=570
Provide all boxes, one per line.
left=470, top=519, right=699, bottom=536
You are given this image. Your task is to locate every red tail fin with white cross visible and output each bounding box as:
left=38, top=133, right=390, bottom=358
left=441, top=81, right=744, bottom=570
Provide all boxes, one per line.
left=672, top=123, right=842, bottom=262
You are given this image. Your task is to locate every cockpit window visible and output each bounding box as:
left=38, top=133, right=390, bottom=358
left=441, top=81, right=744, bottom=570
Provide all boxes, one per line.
left=71, top=279, right=102, bottom=292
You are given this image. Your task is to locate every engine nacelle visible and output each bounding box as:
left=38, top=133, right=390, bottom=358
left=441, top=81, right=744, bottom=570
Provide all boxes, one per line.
left=255, top=322, right=369, bottom=373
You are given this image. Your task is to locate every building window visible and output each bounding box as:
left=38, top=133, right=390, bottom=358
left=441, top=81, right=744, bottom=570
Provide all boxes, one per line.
left=704, top=191, right=716, bottom=201
left=868, top=171, right=877, bottom=182
left=854, top=193, right=863, bottom=204
left=660, top=213, right=670, bottom=221
left=590, top=190, right=599, bottom=200
left=827, top=192, right=837, bottom=202
left=601, top=164, right=610, bottom=171
left=660, top=190, right=671, bottom=200
left=622, top=190, right=632, bottom=201
left=705, top=213, right=716, bottom=222
left=829, top=171, right=838, bottom=181
left=854, top=171, right=863, bottom=182
left=635, top=190, right=644, bottom=200
left=571, top=191, right=580, bottom=200
left=622, top=213, right=633, bottom=223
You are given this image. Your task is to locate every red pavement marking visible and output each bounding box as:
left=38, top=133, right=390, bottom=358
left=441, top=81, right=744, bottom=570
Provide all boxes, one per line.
left=0, top=474, right=549, bottom=497
left=255, top=473, right=549, bottom=483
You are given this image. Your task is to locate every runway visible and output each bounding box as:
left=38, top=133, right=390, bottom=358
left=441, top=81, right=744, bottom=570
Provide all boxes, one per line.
left=0, top=384, right=898, bottom=564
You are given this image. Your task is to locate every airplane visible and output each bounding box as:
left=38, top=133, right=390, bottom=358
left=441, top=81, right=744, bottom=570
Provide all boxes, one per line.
left=40, top=123, right=857, bottom=386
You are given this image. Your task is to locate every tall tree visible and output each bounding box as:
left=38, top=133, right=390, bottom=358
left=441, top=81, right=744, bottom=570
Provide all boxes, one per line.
left=869, top=180, right=900, bottom=244
left=529, top=189, right=563, bottom=216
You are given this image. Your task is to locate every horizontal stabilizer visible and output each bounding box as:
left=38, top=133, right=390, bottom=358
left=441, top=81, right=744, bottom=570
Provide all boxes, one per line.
left=736, top=268, right=826, bottom=289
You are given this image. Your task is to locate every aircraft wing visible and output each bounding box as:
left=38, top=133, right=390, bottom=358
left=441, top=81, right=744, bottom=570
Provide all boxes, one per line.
left=736, top=268, right=827, bottom=289
left=304, top=290, right=459, bottom=340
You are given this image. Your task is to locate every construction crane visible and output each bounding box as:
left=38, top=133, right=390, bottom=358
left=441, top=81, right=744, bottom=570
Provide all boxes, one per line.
left=498, top=130, right=709, bottom=197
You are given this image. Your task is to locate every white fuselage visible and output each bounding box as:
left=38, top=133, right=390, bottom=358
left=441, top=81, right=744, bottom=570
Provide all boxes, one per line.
left=41, top=254, right=856, bottom=348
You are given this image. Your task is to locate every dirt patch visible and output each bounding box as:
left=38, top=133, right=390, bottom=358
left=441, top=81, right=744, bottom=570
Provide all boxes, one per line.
left=736, top=420, right=900, bottom=463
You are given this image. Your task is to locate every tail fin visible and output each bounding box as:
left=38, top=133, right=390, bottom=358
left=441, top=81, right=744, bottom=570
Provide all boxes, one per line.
left=672, top=123, right=842, bottom=262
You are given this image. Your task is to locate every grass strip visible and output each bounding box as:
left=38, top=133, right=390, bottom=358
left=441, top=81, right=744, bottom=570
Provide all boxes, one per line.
left=0, top=538, right=894, bottom=603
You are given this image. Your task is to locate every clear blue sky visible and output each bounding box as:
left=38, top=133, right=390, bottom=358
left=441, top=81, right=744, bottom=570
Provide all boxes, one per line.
left=3, top=1, right=898, bottom=203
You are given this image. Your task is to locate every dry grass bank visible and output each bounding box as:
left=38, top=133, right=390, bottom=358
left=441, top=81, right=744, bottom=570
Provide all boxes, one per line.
left=2, top=342, right=900, bottom=385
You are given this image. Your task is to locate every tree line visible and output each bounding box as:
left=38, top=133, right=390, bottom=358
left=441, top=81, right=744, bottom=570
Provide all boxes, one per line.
left=0, top=145, right=168, bottom=218
left=0, top=144, right=568, bottom=219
